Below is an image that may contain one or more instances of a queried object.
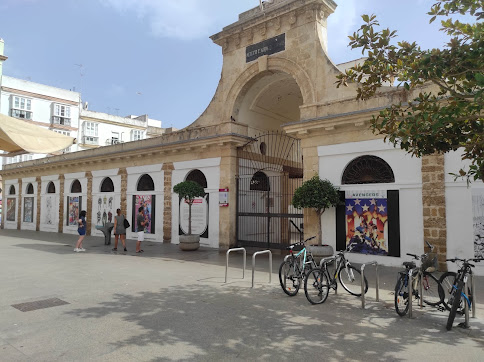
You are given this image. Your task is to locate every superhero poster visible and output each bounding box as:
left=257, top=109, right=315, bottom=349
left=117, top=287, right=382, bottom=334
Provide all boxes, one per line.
left=134, top=195, right=154, bottom=233
left=345, top=190, right=388, bottom=256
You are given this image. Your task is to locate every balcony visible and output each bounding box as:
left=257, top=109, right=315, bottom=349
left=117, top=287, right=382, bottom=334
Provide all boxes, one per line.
left=51, top=116, right=71, bottom=127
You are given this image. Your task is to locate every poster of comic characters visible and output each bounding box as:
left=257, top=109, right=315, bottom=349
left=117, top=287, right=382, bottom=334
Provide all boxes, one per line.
left=67, top=196, right=82, bottom=226
left=472, top=188, right=484, bottom=259
left=133, top=195, right=155, bottom=233
left=96, top=194, right=114, bottom=226
left=345, top=190, right=388, bottom=256
left=7, top=198, right=16, bottom=221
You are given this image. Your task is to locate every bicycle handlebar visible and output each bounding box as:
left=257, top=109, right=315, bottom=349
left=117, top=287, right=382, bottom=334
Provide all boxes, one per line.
left=406, top=253, right=419, bottom=260
left=285, top=236, right=317, bottom=250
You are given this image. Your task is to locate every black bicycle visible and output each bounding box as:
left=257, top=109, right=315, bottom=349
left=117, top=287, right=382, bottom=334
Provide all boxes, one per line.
left=278, top=236, right=318, bottom=296
left=303, top=246, right=368, bottom=304
left=394, top=244, right=444, bottom=316
left=445, top=257, right=482, bottom=330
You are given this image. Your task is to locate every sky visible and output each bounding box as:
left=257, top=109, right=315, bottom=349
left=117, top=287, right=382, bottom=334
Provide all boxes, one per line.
left=0, top=0, right=455, bottom=130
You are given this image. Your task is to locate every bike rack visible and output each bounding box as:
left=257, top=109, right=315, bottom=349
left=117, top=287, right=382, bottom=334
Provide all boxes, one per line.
left=360, top=261, right=379, bottom=309
left=320, top=256, right=338, bottom=295
left=251, top=250, right=272, bottom=288
left=471, top=274, right=476, bottom=319
left=225, top=248, right=246, bottom=283
left=408, top=268, right=414, bottom=318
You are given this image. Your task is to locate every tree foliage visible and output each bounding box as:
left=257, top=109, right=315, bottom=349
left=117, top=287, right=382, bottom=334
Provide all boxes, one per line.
left=173, top=181, right=205, bottom=205
left=335, top=0, right=484, bottom=181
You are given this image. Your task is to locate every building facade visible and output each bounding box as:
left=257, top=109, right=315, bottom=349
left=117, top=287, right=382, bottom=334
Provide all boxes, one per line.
left=1, top=0, right=482, bottom=275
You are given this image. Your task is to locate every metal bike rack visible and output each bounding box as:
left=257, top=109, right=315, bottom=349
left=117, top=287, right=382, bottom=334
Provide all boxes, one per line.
left=360, top=261, right=379, bottom=309
left=464, top=279, right=470, bottom=328
left=251, top=250, right=272, bottom=288
left=408, top=268, right=414, bottom=318
left=225, top=248, right=246, bottom=283
left=319, top=256, right=338, bottom=295
left=471, top=274, right=476, bottom=319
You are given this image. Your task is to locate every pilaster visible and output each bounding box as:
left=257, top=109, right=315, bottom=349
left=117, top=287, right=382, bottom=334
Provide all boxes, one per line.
left=118, top=168, right=128, bottom=215
left=36, top=176, right=41, bottom=231
left=162, top=163, right=174, bottom=243
left=58, top=175, right=65, bottom=233
left=17, top=178, right=22, bottom=230
left=86, top=171, right=93, bottom=236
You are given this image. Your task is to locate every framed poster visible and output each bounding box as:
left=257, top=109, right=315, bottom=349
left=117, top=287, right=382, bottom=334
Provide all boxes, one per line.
left=23, top=197, right=34, bottom=223
left=132, top=195, right=155, bottom=233
left=66, top=196, right=82, bottom=226
left=472, top=188, right=484, bottom=258
left=179, top=194, right=209, bottom=238
left=96, top=194, right=115, bottom=226
left=7, top=198, right=16, bottom=222
left=43, top=195, right=56, bottom=225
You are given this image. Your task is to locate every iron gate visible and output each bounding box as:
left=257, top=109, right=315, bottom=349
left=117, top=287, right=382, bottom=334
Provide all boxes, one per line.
left=236, top=132, right=303, bottom=249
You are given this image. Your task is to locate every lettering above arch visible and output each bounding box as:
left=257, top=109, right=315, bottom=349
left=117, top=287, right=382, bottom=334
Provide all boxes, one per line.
left=342, top=155, right=395, bottom=185
left=100, top=177, right=115, bottom=192
left=71, top=179, right=82, bottom=193
left=250, top=171, right=270, bottom=192
left=137, top=174, right=155, bottom=191
left=186, top=169, right=207, bottom=188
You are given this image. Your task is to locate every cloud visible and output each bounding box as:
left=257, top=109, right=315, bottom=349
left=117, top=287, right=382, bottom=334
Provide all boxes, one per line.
left=99, top=0, right=256, bottom=40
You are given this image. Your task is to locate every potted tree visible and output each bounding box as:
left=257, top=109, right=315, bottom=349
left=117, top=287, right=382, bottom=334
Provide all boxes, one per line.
left=173, top=180, right=206, bottom=251
left=292, top=176, right=341, bottom=256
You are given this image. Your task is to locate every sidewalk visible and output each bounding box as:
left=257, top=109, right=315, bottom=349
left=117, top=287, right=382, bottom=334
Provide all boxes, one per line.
left=1, top=228, right=483, bottom=361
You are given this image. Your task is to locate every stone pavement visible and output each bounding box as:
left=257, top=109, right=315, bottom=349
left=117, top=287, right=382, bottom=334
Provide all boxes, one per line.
left=0, top=229, right=483, bottom=361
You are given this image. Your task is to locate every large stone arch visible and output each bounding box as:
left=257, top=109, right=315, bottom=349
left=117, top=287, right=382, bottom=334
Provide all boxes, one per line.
left=224, top=56, right=315, bottom=122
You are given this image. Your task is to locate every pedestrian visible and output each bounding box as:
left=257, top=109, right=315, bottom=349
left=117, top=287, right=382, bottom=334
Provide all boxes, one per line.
left=136, top=206, right=148, bottom=253
left=75, top=210, right=87, bottom=252
left=112, top=208, right=127, bottom=252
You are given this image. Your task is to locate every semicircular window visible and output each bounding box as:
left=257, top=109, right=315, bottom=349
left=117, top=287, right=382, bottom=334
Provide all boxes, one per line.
left=47, top=182, right=56, bottom=194
left=100, top=177, right=115, bottom=192
left=186, top=169, right=207, bottom=188
left=342, top=156, right=395, bottom=185
left=26, top=183, right=34, bottom=194
left=137, top=174, right=155, bottom=191
left=250, top=171, right=270, bottom=191
left=71, top=179, right=82, bottom=193
left=9, top=185, right=16, bottom=195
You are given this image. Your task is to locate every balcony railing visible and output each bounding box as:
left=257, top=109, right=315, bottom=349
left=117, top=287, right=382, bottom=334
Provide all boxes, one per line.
left=52, top=116, right=71, bottom=127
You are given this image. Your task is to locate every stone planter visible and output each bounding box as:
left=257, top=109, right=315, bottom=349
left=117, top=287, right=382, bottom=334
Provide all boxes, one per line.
left=307, top=245, right=334, bottom=258
left=179, top=234, right=200, bottom=251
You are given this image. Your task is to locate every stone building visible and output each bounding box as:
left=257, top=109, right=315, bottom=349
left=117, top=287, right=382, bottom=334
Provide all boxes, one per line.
left=1, top=0, right=482, bottom=275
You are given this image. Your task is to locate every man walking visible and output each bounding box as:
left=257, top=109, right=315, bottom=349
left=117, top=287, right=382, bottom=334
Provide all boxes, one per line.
left=136, top=206, right=147, bottom=253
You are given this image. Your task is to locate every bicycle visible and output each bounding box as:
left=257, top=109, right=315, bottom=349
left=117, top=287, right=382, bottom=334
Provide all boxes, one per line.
left=303, top=245, right=369, bottom=304
left=445, top=257, right=482, bottom=330
left=394, top=242, right=444, bottom=316
left=278, top=236, right=318, bottom=296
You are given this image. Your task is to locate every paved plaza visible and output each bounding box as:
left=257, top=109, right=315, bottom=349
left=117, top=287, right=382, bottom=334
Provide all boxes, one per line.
left=0, top=229, right=483, bottom=361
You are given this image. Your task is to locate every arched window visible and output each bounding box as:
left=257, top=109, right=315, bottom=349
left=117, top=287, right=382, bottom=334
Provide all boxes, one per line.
left=100, top=177, right=114, bottom=192
left=71, top=179, right=82, bottom=193
left=47, top=182, right=56, bottom=194
left=137, top=174, right=155, bottom=191
left=9, top=185, right=16, bottom=195
left=342, top=156, right=395, bottom=185
left=250, top=171, right=270, bottom=191
left=26, top=183, right=34, bottom=194
left=186, top=169, right=207, bottom=188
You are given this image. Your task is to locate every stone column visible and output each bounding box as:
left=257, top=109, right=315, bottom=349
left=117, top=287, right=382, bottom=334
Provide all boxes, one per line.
left=17, top=178, right=22, bottom=230
left=162, top=163, right=174, bottom=243
left=118, top=168, right=127, bottom=215
left=86, top=172, right=93, bottom=236
left=421, top=154, right=447, bottom=270
left=58, top=175, right=65, bottom=233
left=219, top=147, right=238, bottom=249
left=36, top=176, right=41, bottom=231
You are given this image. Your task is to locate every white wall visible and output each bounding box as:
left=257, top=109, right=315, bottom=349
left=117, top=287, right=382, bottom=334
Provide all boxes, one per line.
left=171, top=158, right=221, bottom=248
left=318, top=139, right=423, bottom=267
left=39, top=175, right=59, bottom=232
left=3, top=180, right=18, bottom=230
left=63, top=172, right=88, bottom=235
left=91, top=169, right=120, bottom=237
left=126, top=164, right=164, bottom=242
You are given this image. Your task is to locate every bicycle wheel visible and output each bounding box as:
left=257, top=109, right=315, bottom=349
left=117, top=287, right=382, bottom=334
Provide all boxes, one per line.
left=338, top=264, right=368, bottom=296
left=395, top=274, right=409, bottom=316
left=278, top=258, right=301, bottom=296
left=446, top=280, right=464, bottom=331
left=421, top=272, right=444, bottom=306
left=439, top=271, right=457, bottom=310
left=304, top=268, right=330, bottom=304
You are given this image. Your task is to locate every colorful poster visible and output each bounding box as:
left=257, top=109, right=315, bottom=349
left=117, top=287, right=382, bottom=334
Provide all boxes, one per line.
left=23, top=197, right=34, bottom=223
left=133, top=195, right=154, bottom=233
left=472, top=188, right=484, bottom=259
left=7, top=198, right=16, bottom=222
left=345, top=190, right=388, bottom=255
left=96, top=194, right=114, bottom=226
left=67, top=196, right=81, bottom=226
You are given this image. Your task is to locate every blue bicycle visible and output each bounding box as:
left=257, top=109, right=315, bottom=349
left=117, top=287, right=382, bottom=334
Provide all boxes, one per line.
left=279, top=236, right=317, bottom=296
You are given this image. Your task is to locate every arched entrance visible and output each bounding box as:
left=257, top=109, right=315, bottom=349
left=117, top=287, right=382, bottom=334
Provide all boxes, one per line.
left=236, top=131, right=303, bottom=249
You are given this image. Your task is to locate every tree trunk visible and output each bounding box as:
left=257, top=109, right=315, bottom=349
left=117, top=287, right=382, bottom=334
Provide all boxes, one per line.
left=188, top=202, right=192, bottom=235
left=317, top=210, right=323, bottom=246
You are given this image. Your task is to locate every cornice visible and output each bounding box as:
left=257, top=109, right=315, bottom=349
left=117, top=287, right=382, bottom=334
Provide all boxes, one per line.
left=1, top=87, right=78, bottom=106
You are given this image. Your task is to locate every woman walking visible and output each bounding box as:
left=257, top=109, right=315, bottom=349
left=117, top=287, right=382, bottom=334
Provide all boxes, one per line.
left=113, top=208, right=127, bottom=252
left=75, top=210, right=87, bottom=252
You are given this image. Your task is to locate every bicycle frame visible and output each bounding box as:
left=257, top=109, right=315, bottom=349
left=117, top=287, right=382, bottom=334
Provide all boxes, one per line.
left=451, top=284, right=472, bottom=307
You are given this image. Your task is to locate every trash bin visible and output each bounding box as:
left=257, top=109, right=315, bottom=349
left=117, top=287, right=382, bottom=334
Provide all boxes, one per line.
left=95, top=223, right=114, bottom=245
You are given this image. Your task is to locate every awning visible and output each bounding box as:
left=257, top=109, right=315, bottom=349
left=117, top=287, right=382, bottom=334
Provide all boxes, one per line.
left=0, top=113, right=75, bottom=154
